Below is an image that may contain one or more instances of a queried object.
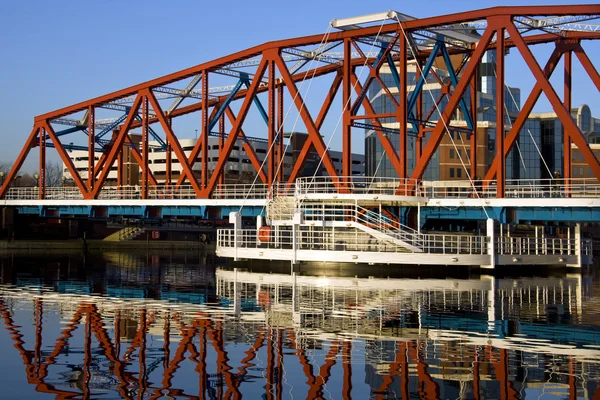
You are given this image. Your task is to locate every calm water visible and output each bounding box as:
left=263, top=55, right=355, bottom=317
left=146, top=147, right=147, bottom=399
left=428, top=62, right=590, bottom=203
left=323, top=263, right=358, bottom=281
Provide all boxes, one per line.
left=0, top=251, right=599, bottom=399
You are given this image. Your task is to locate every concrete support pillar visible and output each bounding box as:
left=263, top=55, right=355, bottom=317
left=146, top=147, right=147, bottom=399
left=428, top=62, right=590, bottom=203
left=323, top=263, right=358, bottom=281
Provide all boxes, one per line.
left=573, top=223, right=582, bottom=269
left=292, top=211, right=303, bottom=264
left=229, top=212, right=241, bottom=261
left=482, top=218, right=495, bottom=269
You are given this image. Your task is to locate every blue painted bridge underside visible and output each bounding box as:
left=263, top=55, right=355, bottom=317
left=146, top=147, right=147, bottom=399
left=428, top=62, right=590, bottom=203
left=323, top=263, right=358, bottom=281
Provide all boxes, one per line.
left=13, top=204, right=600, bottom=223
left=16, top=205, right=264, bottom=219
left=419, top=206, right=600, bottom=223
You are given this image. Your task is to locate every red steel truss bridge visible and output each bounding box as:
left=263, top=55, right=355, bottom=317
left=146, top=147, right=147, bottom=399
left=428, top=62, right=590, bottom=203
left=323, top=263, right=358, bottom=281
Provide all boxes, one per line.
left=1, top=5, right=599, bottom=201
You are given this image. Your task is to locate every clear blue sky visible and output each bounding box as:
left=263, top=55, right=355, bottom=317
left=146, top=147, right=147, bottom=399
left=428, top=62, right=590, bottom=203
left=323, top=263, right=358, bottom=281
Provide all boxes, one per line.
left=0, top=0, right=598, bottom=171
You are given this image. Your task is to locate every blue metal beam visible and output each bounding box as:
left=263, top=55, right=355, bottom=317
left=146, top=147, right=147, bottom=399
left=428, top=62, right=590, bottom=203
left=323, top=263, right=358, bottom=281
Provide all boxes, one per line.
left=55, top=126, right=86, bottom=137
left=242, top=79, right=269, bottom=126
left=96, top=112, right=129, bottom=140
left=439, top=37, right=474, bottom=130
left=208, top=79, right=245, bottom=131
left=46, top=142, right=103, bottom=152
left=134, top=115, right=167, bottom=150
left=407, top=41, right=443, bottom=118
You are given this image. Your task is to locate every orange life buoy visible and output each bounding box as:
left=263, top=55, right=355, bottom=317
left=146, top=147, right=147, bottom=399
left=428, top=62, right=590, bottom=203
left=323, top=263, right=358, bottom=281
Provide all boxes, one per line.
left=258, top=226, right=272, bottom=243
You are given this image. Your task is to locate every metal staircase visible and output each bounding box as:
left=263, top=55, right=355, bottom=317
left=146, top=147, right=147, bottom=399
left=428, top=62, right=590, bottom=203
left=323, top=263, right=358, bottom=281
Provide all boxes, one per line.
left=103, top=227, right=145, bottom=242
left=267, top=196, right=296, bottom=222
left=298, top=202, right=423, bottom=253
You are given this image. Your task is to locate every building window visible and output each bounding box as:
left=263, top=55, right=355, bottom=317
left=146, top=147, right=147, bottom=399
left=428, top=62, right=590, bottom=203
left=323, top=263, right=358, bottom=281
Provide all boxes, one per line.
left=457, top=168, right=462, bottom=178
left=449, top=149, right=455, bottom=159
left=450, top=168, right=455, bottom=178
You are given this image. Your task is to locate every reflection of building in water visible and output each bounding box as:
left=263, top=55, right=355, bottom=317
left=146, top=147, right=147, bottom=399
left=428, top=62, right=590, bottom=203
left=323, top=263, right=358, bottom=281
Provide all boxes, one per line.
left=215, top=269, right=600, bottom=397
left=1, top=268, right=599, bottom=399
left=216, top=269, right=591, bottom=346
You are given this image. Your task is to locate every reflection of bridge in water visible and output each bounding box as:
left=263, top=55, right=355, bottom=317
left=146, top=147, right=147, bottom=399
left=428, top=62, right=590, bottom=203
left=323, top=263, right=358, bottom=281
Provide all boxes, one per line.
left=1, top=263, right=600, bottom=398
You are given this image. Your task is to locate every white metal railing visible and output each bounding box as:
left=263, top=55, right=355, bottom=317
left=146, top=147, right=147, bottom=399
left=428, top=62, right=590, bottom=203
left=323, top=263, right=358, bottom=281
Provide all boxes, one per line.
left=213, top=184, right=270, bottom=199
left=217, top=226, right=488, bottom=255
left=424, top=178, right=600, bottom=199
left=3, top=183, right=272, bottom=201
left=496, top=236, right=592, bottom=257
left=5, top=177, right=600, bottom=201
left=295, top=176, right=422, bottom=197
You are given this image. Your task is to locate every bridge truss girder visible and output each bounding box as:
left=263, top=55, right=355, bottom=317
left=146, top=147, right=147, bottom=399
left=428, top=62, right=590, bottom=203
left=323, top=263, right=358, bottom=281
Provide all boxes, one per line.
left=1, top=5, right=599, bottom=199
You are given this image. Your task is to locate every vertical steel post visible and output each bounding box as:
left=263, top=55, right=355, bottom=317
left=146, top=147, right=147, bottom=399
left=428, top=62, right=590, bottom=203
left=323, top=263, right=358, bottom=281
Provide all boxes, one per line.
left=564, top=50, right=572, bottom=183
left=88, top=106, right=95, bottom=193
left=342, top=38, right=353, bottom=181
left=141, top=95, right=149, bottom=199
left=470, top=70, right=478, bottom=179
left=201, top=70, right=209, bottom=189
left=117, top=133, right=124, bottom=188
left=268, top=60, right=276, bottom=187
left=277, top=84, right=284, bottom=183
left=38, top=126, right=46, bottom=199
left=398, top=31, right=408, bottom=179
left=166, top=117, right=172, bottom=190
left=218, top=114, right=225, bottom=188
left=496, top=27, right=506, bottom=198
left=416, top=59, right=423, bottom=163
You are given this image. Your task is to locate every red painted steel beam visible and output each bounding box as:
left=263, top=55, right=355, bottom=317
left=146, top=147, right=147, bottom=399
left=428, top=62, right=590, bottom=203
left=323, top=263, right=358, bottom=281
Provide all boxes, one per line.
left=125, top=135, right=159, bottom=188
left=343, top=38, right=352, bottom=179
left=173, top=103, right=220, bottom=188
left=411, top=24, right=495, bottom=180
left=286, top=72, right=342, bottom=185
left=225, top=107, right=268, bottom=185
left=91, top=94, right=143, bottom=198
left=0, top=126, right=38, bottom=198
left=470, top=69, right=478, bottom=180
left=564, top=50, right=572, bottom=181
left=398, top=33, right=408, bottom=179
left=574, top=45, right=600, bottom=91
left=88, top=106, right=95, bottom=192
left=484, top=45, right=566, bottom=181
left=277, top=84, right=284, bottom=182
left=38, top=127, right=46, bottom=199
left=141, top=95, right=150, bottom=199
left=44, top=122, right=89, bottom=197
left=268, top=60, right=276, bottom=186
left=201, top=70, right=209, bottom=189
left=218, top=114, right=225, bottom=187
left=146, top=89, right=203, bottom=195
left=272, top=51, right=341, bottom=185
left=166, top=118, right=172, bottom=188
left=204, top=57, right=268, bottom=196
left=505, top=19, right=600, bottom=183
left=496, top=23, right=506, bottom=198
left=351, top=74, right=404, bottom=176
